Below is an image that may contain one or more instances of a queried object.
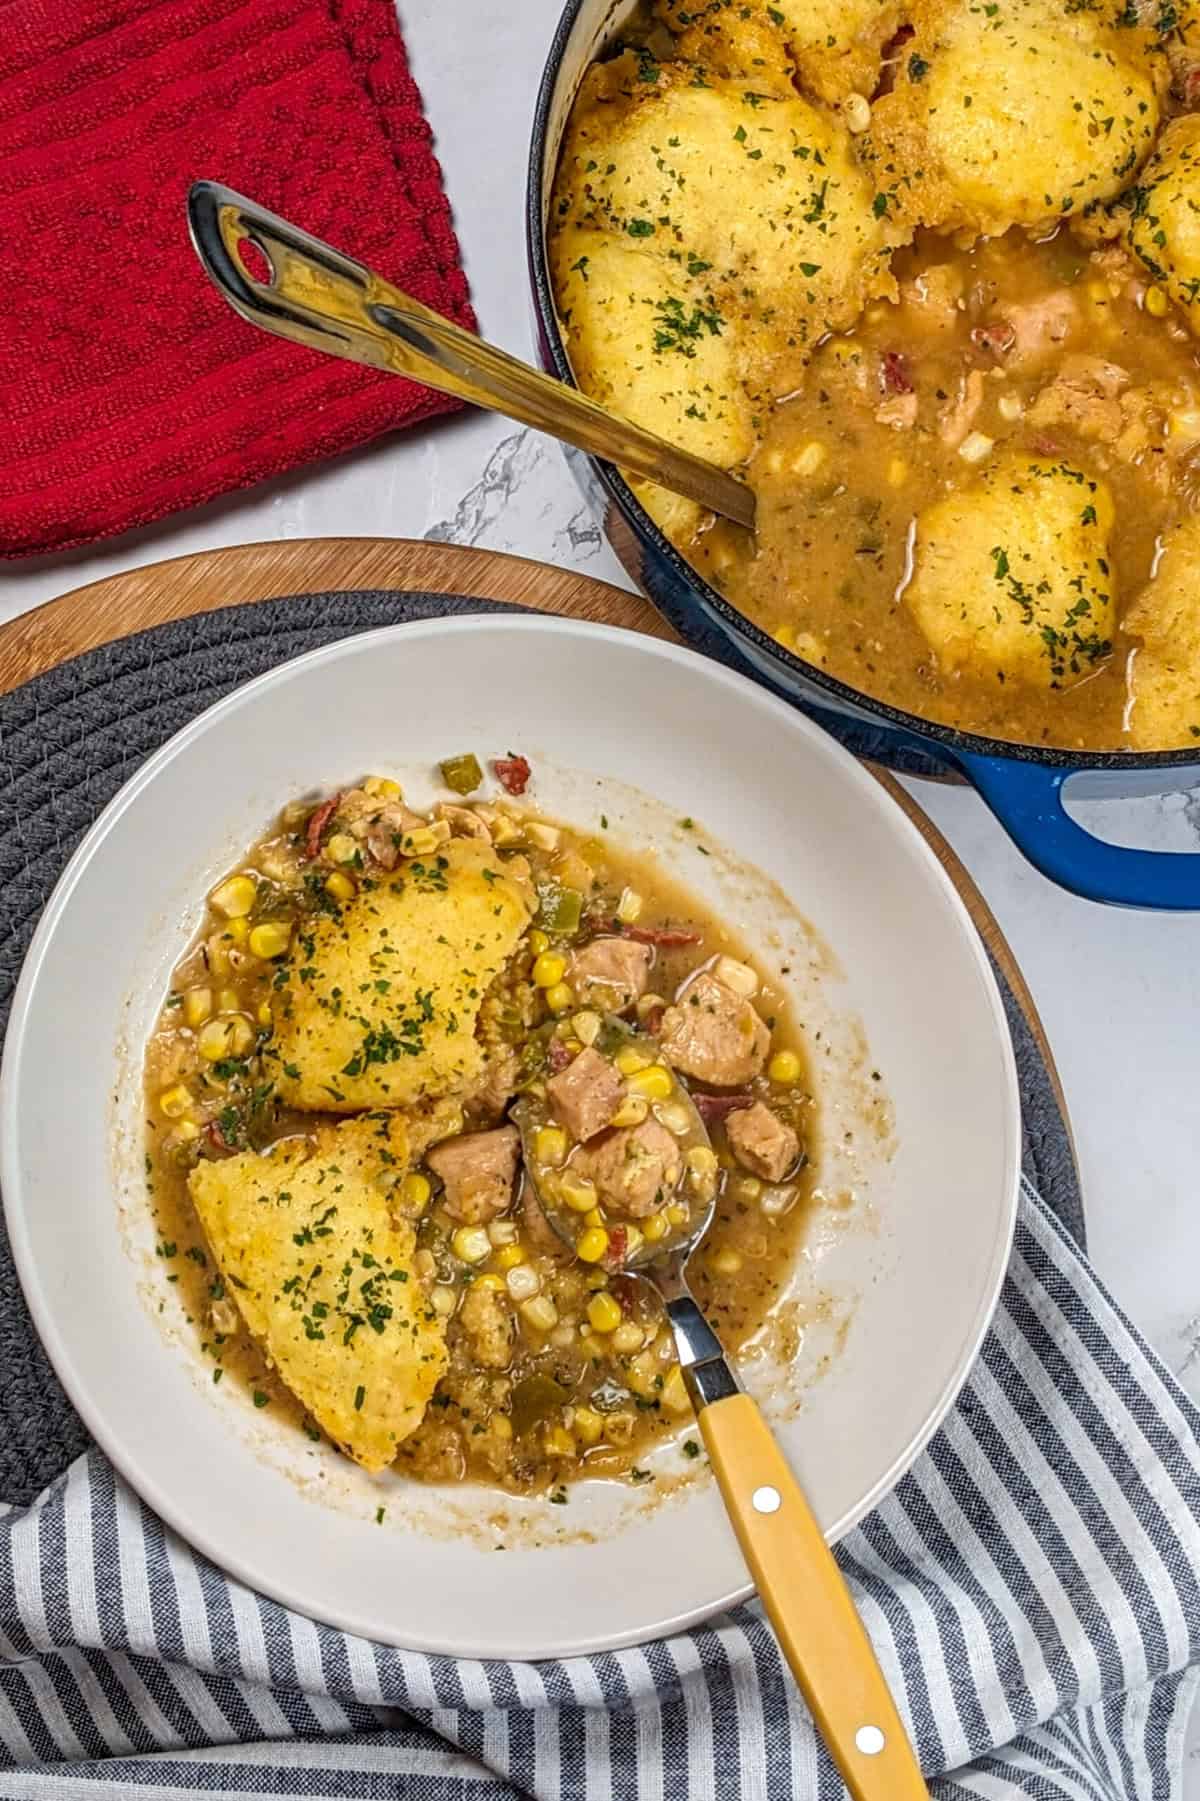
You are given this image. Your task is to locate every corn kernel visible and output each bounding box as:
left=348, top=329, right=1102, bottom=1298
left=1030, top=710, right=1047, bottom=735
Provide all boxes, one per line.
left=585, top=1268, right=610, bottom=1291
left=562, top=1175, right=598, bottom=1213
left=197, top=1017, right=250, bottom=1062
left=505, top=1263, right=541, bottom=1302
left=400, top=1172, right=431, bottom=1212
left=399, top=825, right=442, bottom=857
left=768, top=1049, right=802, bottom=1085
left=249, top=920, right=292, bottom=960
left=667, top=1203, right=689, bottom=1228
left=325, top=871, right=356, bottom=903
left=687, top=1146, right=718, bottom=1178
left=887, top=457, right=909, bottom=487
left=451, top=1226, right=492, bottom=1265
left=713, top=956, right=758, bottom=998
left=227, top=918, right=250, bottom=949
left=657, top=1101, right=692, bottom=1136
left=215, top=987, right=240, bottom=1015
left=997, top=392, right=1024, bottom=423
left=615, top=1044, right=652, bottom=1076
left=612, top=1321, right=645, bottom=1355
left=1146, top=285, right=1169, bottom=318
left=662, top=1365, right=691, bottom=1415
left=174, top=1119, right=200, bottom=1141
left=181, top=986, right=211, bottom=1028
left=577, top=1227, right=610, bottom=1264
left=843, top=90, right=871, bottom=132
left=210, top=874, right=256, bottom=919
left=543, top=1426, right=575, bottom=1457
left=492, top=1413, right=513, bottom=1441
left=472, top=1272, right=505, bottom=1292
left=325, top=832, right=358, bottom=865
left=536, top=1125, right=568, bottom=1166
left=603, top=1411, right=635, bottom=1444
left=1087, top=280, right=1109, bottom=304
left=581, top=1332, right=607, bottom=1360
left=587, top=1291, right=623, bottom=1333
left=520, top=1294, right=559, bottom=1332
left=624, top=1226, right=644, bottom=1258
left=256, top=1001, right=273, bottom=1029
left=363, top=776, right=402, bottom=799
left=523, top=821, right=561, bottom=851
left=571, top=1010, right=602, bottom=1046
left=545, top=982, right=574, bottom=1014
left=495, top=1243, right=526, bottom=1270
left=611, top=1093, right=649, bottom=1128
left=734, top=1175, right=763, bottom=1202
left=628, top=1063, right=673, bottom=1101
left=488, top=1218, right=518, bottom=1245
left=709, top=1247, right=744, bottom=1276
left=642, top=1212, right=669, bottom=1242
left=532, top=951, right=567, bottom=988
left=583, top=1207, right=604, bottom=1229
left=573, top=1406, right=604, bottom=1445
left=958, top=430, right=994, bottom=465
left=772, top=623, right=797, bottom=650
left=616, top=887, right=643, bottom=924
left=431, top=1285, right=458, bottom=1317
left=793, top=440, right=827, bottom=476
left=528, top=929, right=550, bottom=956
left=158, top=1083, right=191, bottom=1119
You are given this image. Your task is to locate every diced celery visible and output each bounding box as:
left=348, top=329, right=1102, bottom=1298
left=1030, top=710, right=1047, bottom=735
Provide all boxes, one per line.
left=440, top=753, right=483, bottom=795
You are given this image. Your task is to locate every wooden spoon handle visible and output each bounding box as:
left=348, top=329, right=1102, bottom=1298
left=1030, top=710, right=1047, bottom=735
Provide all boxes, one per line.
left=699, top=1392, right=929, bottom=1800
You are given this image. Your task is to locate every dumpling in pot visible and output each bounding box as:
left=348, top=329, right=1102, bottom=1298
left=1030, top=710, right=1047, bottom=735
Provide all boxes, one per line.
left=905, top=453, right=1117, bottom=688
left=1125, top=516, right=1200, bottom=748
left=862, top=0, right=1164, bottom=241
left=1127, top=116, right=1200, bottom=335
left=654, top=0, right=901, bottom=107
left=556, top=54, right=896, bottom=353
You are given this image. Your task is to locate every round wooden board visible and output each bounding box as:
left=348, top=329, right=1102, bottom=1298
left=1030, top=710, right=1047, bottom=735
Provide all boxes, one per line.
left=0, top=535, right=1070, bottom=1140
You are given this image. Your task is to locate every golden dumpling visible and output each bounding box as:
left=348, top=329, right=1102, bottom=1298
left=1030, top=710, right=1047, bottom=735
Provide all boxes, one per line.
left=266, top=838, right=533, bottom=1112
left=863, top=0, right=1164, bottom=240
left=905, top=454, right=1116, bottom=687
left=189, top=1113, right=448, bottom=1470
left=555, top=55, right=895, bottom=353
left=1127, top=116, right=1200, bottom=336
left=1126, top=516, right=1200, bottom=748
left=654, top=0, right=899, bottom=106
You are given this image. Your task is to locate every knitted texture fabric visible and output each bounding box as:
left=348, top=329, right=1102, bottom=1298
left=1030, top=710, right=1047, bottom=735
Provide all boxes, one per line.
left=0, top=0, right=474, bottom=554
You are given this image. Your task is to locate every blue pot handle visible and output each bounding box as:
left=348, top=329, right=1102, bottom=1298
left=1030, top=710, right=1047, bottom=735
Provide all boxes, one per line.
left=958, top=752, right=1200, bottom=910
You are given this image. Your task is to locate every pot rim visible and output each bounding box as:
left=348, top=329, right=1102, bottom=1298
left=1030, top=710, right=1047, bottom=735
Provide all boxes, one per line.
left=526, top=0, right=1200, bottom=775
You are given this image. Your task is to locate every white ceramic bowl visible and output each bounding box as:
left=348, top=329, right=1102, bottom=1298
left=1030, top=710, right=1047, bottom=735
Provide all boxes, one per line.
left=1, top=616, right=1020, bottom=1658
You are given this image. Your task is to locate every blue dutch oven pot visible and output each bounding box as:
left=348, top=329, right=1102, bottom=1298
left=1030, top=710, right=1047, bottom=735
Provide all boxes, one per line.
left=527, top=0, right=1200, bottom=910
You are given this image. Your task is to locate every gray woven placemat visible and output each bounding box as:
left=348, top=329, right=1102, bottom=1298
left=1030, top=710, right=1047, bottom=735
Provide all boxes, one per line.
left=0, top=589, right=1084, bottom=1507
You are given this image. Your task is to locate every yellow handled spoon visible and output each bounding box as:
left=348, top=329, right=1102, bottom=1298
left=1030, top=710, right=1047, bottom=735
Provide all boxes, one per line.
left=514, top=1047, right=929, bottom=1801
left=187, top=181, right=755, bottom=531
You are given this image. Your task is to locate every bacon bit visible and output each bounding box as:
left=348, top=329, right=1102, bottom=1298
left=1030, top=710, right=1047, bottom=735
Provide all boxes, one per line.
left=642, top=1004, right=665, bottom=1036
left=547, top=1037, right=573, bottom=1073
left=493, top=754, right=531, bottom=796
left=303, top=792, right=341, bottom=861
left=606, top=1226, right=630, bottom=1271
left=881, top=351, right=914, bottom=396
left=693, top=1091, right=756, bottom=1124
left=971, top=320, right=1016, bottom=357
left=618, top=923, right=703, bottom=947
left=203, top=1119, right=237, bottom=1158
left=1181, top=65, right=1200, bottom=105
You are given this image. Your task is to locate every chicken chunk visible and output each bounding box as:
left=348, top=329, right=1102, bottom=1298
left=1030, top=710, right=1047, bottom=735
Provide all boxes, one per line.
left=660, top=970, right=771, bottom=1087
left=427, top=1126, right=520, bottom=1225
left=726, top=1102, right=800, bottom=1183
left=546, top=1046, right=625, bottom=1143
left=457, top=1281, right=514, bottom=1371
left=569, top=936, right=653, bottom=1014
left=352, top=801, right=427, bottom=870
left=572, top=1118, right=683, bottom=1219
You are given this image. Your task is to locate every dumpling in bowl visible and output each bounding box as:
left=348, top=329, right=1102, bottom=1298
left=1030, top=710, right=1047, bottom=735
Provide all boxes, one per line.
left=1125, top=515, right=1200, bottom=748
left=905, top=453, right=1116, bottom=687
left=653, top=0, right=901, bottom=107
left=555, top=54, right=896, bottom=353
left=1127, top=116, right=1200, bottom=335
left=862, top=0, right=1164, bottom=240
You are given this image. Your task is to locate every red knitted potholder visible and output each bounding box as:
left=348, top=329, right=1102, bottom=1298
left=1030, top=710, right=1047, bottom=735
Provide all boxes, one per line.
left=0, top=0, right=476, bottom=556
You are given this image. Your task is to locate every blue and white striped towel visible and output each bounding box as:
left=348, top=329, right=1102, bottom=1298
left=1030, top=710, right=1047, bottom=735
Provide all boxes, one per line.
left=1, top=1180, right=1199, bottom=1800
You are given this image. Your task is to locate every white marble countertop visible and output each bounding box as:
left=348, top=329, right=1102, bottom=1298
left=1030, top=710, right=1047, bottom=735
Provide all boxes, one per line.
left=4, top=0, right=1198, bottom=1775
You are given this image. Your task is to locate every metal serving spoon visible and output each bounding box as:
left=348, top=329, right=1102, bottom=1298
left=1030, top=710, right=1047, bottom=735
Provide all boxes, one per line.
left=186, top=181, right=756, bottom=530
left=516, top=1056, right=928, bottom=1801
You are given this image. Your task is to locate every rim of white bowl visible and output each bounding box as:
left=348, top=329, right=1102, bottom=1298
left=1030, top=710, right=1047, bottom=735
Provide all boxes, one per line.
left=0, top=614, right=1021, bottom=1656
